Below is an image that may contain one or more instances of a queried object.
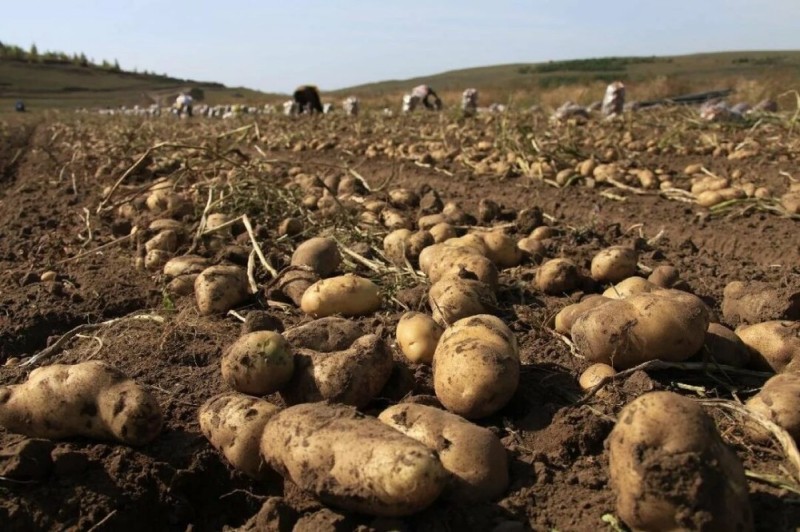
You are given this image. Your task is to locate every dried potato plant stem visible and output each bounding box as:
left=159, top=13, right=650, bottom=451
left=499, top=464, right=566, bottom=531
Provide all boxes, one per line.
left=242, top=215, right=278, bottom=278
left=19, top=314, right=165, bottom=367
left=58, top=228, right=138, bottom=264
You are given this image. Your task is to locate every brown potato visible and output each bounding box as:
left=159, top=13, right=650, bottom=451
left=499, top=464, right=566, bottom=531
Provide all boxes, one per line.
left=221, top=331, right=294, bottom=395
left=428, top=222, right=457, bottom=243
left=283, top=317, right=364, bottom=352
left=535, top=258, right=579, bottom=295
left=145, top=230, right=179, bottom=253
left=516, top=237, right=547, bottom=263
left=647, top=265, right=681, bottom=288
left=554, top=296, right=611, bottom=335
left=163, top=255, right=210, bottom=277
left=291, top=237, right=341, bottom=277
left=701, top=323, right=751, bottom=368
left=300, top=274, right=381, bottom=317
left=477, top=231, right=522, bottom=268
left=198, top=392, right=280, bottom=479
left=745, top=373, right=800, bottom=443
left=608, top=392, right=752, bottom=532
left=379, top=404, right=508, bottom=502
left=590, top=246, right=638, bottom=283
left=578, top=363, right=616, bottom=391
left=429, top=276, right=496, bottom=326
left=601, top=276, right=660, bottom=299
left=736, top=320, right=800, bottom=372
left=195, top=265, right=249, bottom=315
left=722, top=281, right=800, bottom=327
left=396, top=312, right=443, bottom=364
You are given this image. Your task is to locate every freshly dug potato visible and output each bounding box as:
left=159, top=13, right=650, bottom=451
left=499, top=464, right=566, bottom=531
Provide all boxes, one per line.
left=608, top=392, right=753, bottom=532
left=578, top=363, right=616, bottom=391
left=144, top=249, right=171, bottom=271
left=205, top=213, right=232, bottom=233
left=429, top=222, right=457, bottom=243
left=530, top=226, right=559, bottom=241
left=198, top=393, right=280, bottom=479
left=195, top=265, right=249, bottom=315
left=291, top=237, right=341, bottom=277
left=572, top=290, right=709, bottom=369
left=388, top=188, right=419, bottom=208
left=433, top=315, right=520, bottom=419
left=429, top=275, right=496, bottom=327
left=396, top=312, right=443, bottom=364
left=602, top=276, right=660, bottom=299
left=722, top=281, right=800, bottom=326
left=701, top=323, right=750, bottom=368
left=278, top=268, right=319, bottom=307
left=384, top=229, right=433, bottom=267
left=429, top=253, right=499, bottom=288
left=477, top=231, right=522, bottom=268
left=300, top=274, right=381, bottom=317
left=647, top=265, right=681, bottom=288
left=745, top=373, right=800, bottom=443
left=418, top=213, right=448, bottom=231
left=167, top=274, right=198, bottom=296
left=163, top=255, right=210, bottom=277
left=283, top=317, right=364, bottom=352
left=554, top=295, right=611, bottom=335
left=379, top=403, right=508, bottom=502
left=261, top=403, right=447, bottom=516
left=419, top=242, right=479, bottom=276
left=535, top=258, right=579, bottom=295
left=221, top=331, right=294, bottom=395
left=736, top=320, right=800, bottom=372
left=381, top=208, right=412, bottom=230
left=145, top=230, right=179, bottom=253
left=0, top=361, right=162, bottom=445
left=591, top=246, right=638, bottom=283
left=278, top=217, right=304, bottom=237
left=516, top=237, right=546, bottom=263
left=281, top=334, right=393, bottom=408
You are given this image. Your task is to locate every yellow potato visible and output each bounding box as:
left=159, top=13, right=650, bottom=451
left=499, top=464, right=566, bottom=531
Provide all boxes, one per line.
left=591, top=246, right=638, bottom=283
left=300, top=274, right=381, bottom=317
left=194, top=265, right=249, bottom=315
left=221, top=331, right=294, bottom=395
left=396, top=312, right=443, bottom=364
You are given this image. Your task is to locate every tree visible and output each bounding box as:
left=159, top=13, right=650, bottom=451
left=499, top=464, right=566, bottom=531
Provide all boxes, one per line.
left=112, top=59, right=121, bottom=72
left=29, top=43, right=39, bottom=62
left=78, top=52, right=89, bottom=67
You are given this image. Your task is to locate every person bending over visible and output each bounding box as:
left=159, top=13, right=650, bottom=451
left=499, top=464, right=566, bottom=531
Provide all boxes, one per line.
left=293, top=85, right=324, bottom=114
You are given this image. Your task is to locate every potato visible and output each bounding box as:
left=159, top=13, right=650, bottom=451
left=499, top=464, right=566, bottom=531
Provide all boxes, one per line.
left=578, top=363, right=616, bottom=391
left=418, top=213, right=448, bottom=231
left=702, top=323, right=750, bottom=368
left=300, top=274, right=381, bottom=317
left=571, top=290, right=709, bottom=369
left=281, top=334, right=393, bottom=408
left=145, top=249, right=171, bottom=271
left=736, top=320, right=800, bottom=372
left=0, top=361, right=162, bottom=445
left=396, top=312, right=443, bottom=364
left=530, top=226, right=559, bottom=241
left=590, top=246, right=638, bottom=283
left=261, top=403, right=446, bottom=516
left=278, top=268, right=319, bottom=307
left=554, top=295, right=611, bottom=335
left=746, top=373, right=800, bottom=443
left=429, top=253, right=498, bottom=288
left=647, top=265, right=681, bottom=288
left=722, top=281, right=800, bottom=327
left=442, top=202, right=470, bottom=224
left=379, top=404, right=508, bottom=502
left=167, top=274, right=198, bottom=296
left=388, top=188, right=419, bottom=208
left=433, top=315, right=520, bottom=419
left=516, top=237, right=546, bottom=263
left=381, top=208, right=412, bottom=230
left=221, top=331, right=294, bottom=395
left=608, top=392, right=753, bottom=532
left=163, top=255, right=210, bottom=277
left=428, top=275, right=496, bottom=326
left=477, top=231, right=522, bottom=268
left=195, top=265, right=249, bottom=315
left=384, top=229, right=433, bottom=267
left=198, top=393, right=280, bottom=479
left=205, top=213, right=232, bottom=234
left=283, top=317, right=364, bottom=352
left=145, top=230, right=179, bottom=253
left=429, top=222, right=457, bottom=243
left=602, top=276, right=660, bottom=299
left=535, top=258, right=579, bottom=295
left=291, top=237, right=341, bottom=277
left=277, top=217, right=304, bottom=238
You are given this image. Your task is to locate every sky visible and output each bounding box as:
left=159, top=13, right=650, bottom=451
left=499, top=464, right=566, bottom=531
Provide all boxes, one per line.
left=2, top=0, right=798, bottom=94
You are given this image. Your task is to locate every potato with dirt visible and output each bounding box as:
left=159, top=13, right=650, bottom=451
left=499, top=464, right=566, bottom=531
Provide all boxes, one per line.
left=221, top=331, right=294, bottom=395
left=476, top=231, right=522, bottom=268
left=281, top=334, right=393, bottom=408
left=198, top=392, right=280, bottom=479
left=745, top=372, right=800, bottom=443
left=722, top=280, right=800, bottom=326
left=300, top=274, right=381, bottom=317
left=283, top=316, right=364, bottom=352
left=578, top=363, right=616, bottom=391
left=433, top=314, right=519, bottom=419
left=290, top=237, right=341, bottom=277
left=428, top=275, right=496, bottom=326
left=396, top=312, right=443, bottom=364
left=608, top=391, right=753, bottom=532
left=260, top=402, right=447, bottom=516
left=535, top=258, right=580, bottom=295
left=0, top=361, right=162, bottom=446
left=601, top=276, right=660, bottom=299
left=195, top=264, right=249, bottom=315
left=554, top=295, right=611, bottom=335
left=590, top=246, right=638, bottom=284
left=736, top=320, right=800, bottom=372
left=571, top=289, right=709, bottom=369
left=383, top=229, right=434, bottom=267
left=701, top=323, right=751, bottom=368
left=378, top=403, right=508, bottom=502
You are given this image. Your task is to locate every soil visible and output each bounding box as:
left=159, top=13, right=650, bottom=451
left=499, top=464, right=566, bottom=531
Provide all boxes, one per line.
left=1, top=111, right=799, bottom=532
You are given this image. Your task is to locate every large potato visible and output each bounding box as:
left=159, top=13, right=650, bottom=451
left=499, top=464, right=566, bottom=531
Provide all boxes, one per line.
left=477, top=231, right=522, bottom=268
left=281, top=334, right=393, bottom=408
left=590, top=246, right=638, bottom=283
left=260, top=403, right=447, bottom=516
left=300, top=274, right=381, bottom=317
left=535, top=258, right=579, bottom=295
left=283, top=317, right=364, bottom=352
left=291, top=237, right=341, bottom=277
left=571, top=290, right=709, bottom=369
left=198, top=392, right=280, bottom=479
left=221, top=331, right=294, bottom=395
left=379, top=403, right=508, bottom=502
left=396, top=312, right=443, bottom=364
left=433, top=315, right=519, bottom=419
left=736, top=320, right=800, bottom=372
left=608, top=392, right=753, bottom=532
left=601, top=276, right=660, bottom=299
left=427, top=251, right=499, bottom=287
left=428, top=276, right=496, bottom=326
left=722, top=281, right=800, bottom=327
left=745, top=372, right=800, bottom=443
left=195, top=264, right=249, bottom=315
left=0, top=361, right=162, bottom=445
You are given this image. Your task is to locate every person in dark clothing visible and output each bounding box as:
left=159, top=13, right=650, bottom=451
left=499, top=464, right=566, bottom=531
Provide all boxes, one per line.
left=411, top=85, right=442, bottom=110
left=15, top=100, right=25, bottom=112
left=293, top=85, right=324, bottom=114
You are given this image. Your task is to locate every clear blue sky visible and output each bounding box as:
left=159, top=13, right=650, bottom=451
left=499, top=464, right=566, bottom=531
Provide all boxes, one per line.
left=3, top=0, right=798, bottom=93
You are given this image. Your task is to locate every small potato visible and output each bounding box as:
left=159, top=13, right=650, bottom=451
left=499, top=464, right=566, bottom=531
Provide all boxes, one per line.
left=383, top=229, right=413, bottom=266
left=578, top=363, right=616, bottom=391
left=195, top=265, right=249, bottom=315
left=221, top=331, right=294, bottom=395
left=261, top=403, right=447, bottom=516
left=745, top=373, right=800, bottom=443
left=601, top=276, right=660, bottom=299
left=381, top=208, right=412, bottom=230
left=388, top=188, right=419, bottom=208
left=163, top=255, right=210, bottom=277
left=554, top=295, right=611, bottom=335
left=418, top=214, right=448, bottom=231
left=535, top=258, right=579, bottom=295
left=167, top=274, right=198, bottom=296
left=702, top=323, right=751, bottom=368
left=283, top=317, right=364, bottom=352
left=591, top=246, right=638, bottom=284
left=428, top=222, right=457, bottom=243
left=477, top=231, right=522, bottom=268
left=145, top=249, right=171, bottom=271
left=647, top=265, right=681, bottom=288
left=281, top=334, right=393, bottom=408
left=291, top=237, right=341, bottom=277
left=300, top=274, right=381, bottom=317
left=609, top=392, right=753, bottom=532
left=736, top=320, right=800, bottom=372
left=379, top=404, right=508, bottom=502
left=145, top=230, right=179, bottom=253
left=0, top=361, right=162, bottom=445
left=396, top=312, right=443, bottom=364
left=278, top=217, right=304, bottom=237
left=278, top=269, right=319, bottom=307
left=516, top=237, right=546, bottom=263
left=433, top=315, right=520, bottom=419
left=198, top=393, right=280, bottom=479
left=429, top=276, right=496, bottom=326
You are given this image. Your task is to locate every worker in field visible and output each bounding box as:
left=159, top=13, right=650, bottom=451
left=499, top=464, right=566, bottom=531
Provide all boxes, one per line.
left=293, top=85, right=324, bottom=114
left=15, top=100, right=26, bottom=112
left=175, top=92, right=193, bottom=117
left=403, top=84, right=442, bottom=112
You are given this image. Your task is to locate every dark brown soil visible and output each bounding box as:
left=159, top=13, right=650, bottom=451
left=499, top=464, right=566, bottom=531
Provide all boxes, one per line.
left=1, top=112, right=799, bottom=532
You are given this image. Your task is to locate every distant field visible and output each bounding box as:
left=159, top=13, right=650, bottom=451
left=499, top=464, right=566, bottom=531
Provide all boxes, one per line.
left=1, top=50, right=799, bottom=113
